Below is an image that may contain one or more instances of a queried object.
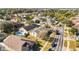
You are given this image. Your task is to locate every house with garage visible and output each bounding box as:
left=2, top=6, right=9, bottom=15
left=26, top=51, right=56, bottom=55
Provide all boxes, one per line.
left=0, top=35, right=37, bottom=51
left=16, top=24, right=40, bottom=36
left=71, top=15, right=79, bottom=40
left=30, top=27, right=52, bottom=40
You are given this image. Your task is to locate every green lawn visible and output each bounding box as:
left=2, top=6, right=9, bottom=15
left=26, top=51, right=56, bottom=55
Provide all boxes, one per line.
left=64, top=40, right=76, bottom=49
left=76, top=40, right=79, bottom=48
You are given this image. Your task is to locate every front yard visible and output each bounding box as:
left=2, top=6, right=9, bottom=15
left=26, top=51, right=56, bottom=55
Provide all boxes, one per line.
left=64, top=40, right=76, bottom=51
left=76, top=40, right=79, bottom=48
left=26, top=35, right=54, bottom=51
left=42, top=41, right=51, bottom=51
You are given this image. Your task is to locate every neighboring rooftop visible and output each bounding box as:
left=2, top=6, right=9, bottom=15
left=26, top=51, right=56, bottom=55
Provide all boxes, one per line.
left=32, top=27, right=53, bottom=34
left=71, top=16, right=79, bottom=30
left=3, top=35, right=36, bottom=51
left=12, top=22, right=24, bottom=28
left=23, top=24, right=40, bottom=31
left=31, top=27, right=53, bottom=39
left=71, top=16, right=79, bottom=24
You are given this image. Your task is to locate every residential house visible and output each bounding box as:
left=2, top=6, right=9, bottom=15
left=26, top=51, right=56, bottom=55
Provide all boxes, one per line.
left=30, top=27, right=52, bottom=39
left=17, top=14, right=27, bottom=22
left=12, top=22, right=25, bottom=36
left=16, top=27, right=28, bottom=36
left=10, top=14, right=18, bottom=22
left=71, top=16, right=79, bottom=24
left=0, top=35, right=36, bottom=51
left=71, top=16, right=79, bottom=31
left=71, top=15, right=79, bottom=40
left=32, top=16, right=40, bottom=22
left=16, top=24, right=40, bottom=36
left=12, top=22, right=24, bottom=28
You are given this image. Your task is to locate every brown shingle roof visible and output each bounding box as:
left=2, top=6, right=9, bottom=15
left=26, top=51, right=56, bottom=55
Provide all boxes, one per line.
left=71, top=16, right=79, bottom=24
left=73, top=23, right=79, bottom=30
left=71, top=16, right=79, bottom=30
left=3, top=35, right=26, bottom=51
left=3, top=35, right=35, bottom=51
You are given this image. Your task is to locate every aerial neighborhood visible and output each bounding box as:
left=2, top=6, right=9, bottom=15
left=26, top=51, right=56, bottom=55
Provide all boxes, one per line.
left=0, top=9, right=79, bottom=51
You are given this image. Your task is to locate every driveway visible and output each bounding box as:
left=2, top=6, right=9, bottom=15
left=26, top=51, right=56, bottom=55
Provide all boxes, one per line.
left=40, top=41, right=49, bottom=51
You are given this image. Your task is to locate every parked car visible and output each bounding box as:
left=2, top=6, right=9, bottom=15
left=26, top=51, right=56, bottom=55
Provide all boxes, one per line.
left=48, top=48, right=54, bottom=51
left=56, top=30, right=60, bottom=35
left=52, top=42, right=57, bottom=47
left=48, top=47, right=56, bottom=51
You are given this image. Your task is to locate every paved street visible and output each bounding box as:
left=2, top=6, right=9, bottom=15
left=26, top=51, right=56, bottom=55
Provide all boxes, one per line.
left=52, top=26, right=64, bottom=51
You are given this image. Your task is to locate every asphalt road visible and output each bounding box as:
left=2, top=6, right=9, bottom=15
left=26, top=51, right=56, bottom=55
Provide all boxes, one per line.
left=52, top=26, right=64, bottom=51
left=56, top=26, right=64, bottom=51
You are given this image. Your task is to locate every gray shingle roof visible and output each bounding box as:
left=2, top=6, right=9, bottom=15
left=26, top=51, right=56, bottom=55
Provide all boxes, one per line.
left=23, top=24, right=40, bottom=31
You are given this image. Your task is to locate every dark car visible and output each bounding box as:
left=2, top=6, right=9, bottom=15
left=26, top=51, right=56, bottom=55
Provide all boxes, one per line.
left=48, top=48, right=55, bottom=51
left=48, top=48, right=53, bottom=51
left=46, top=30, right=53, bottom=37
left=56, top=30, right=60, bottom=35
left=52, top=42, right=57, bottom=47
left=76, top=32, right=79, bottom=36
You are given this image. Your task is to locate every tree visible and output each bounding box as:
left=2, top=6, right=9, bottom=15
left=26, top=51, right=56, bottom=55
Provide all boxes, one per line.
left=16, top=17, right=22, bottom=22
left=35, top=20, right=40, bottom=23
left=3, top=22, right=14, bottom=34
left=0, top=21, right=14, bottom=34
left=45, top=24, right=51, bottom=28
left=26, top=15, right=34, bottom=20
left=62, top=19, right=73, bottom=27
left=41, top=18, right=47, bottom=22
left=0, top=15, right=4, bottom=19
left=68, top=28, right=77, bottom=35
left=0, top=21, right=5, bottom=32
